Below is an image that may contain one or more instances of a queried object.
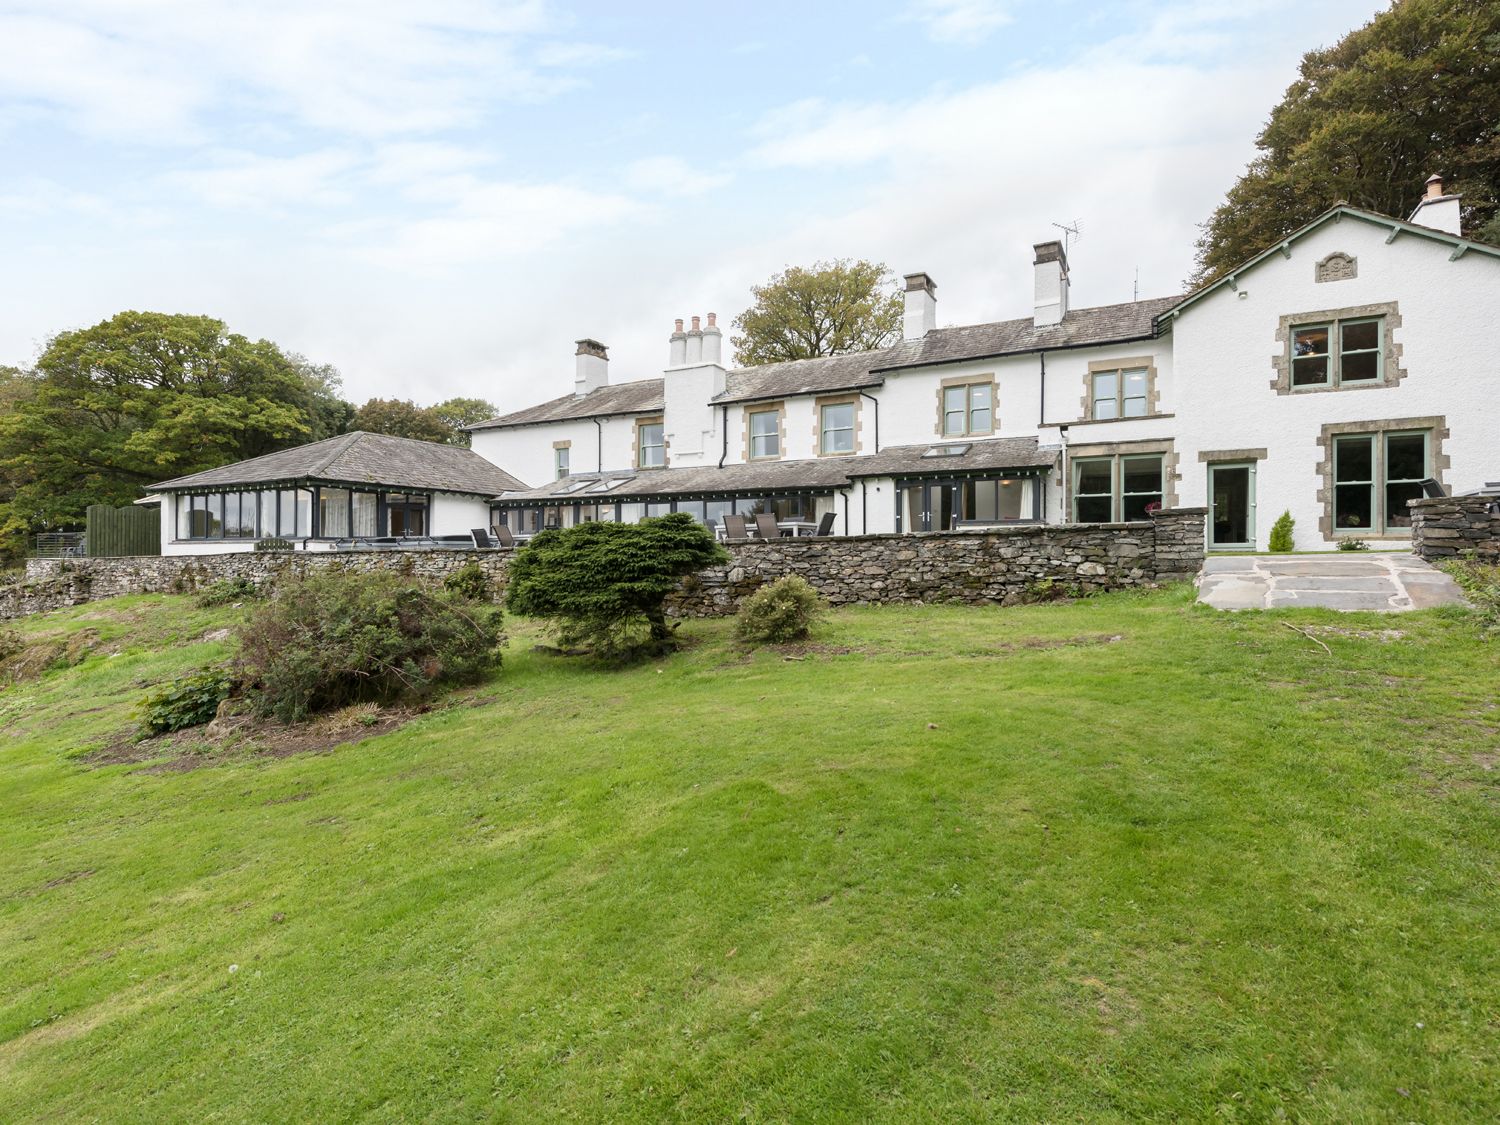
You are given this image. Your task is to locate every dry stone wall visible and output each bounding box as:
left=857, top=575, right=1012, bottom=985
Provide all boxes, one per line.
left=1409, top=496, right=1500, bottom=563
left=9, top=509, right=1206, bottom=621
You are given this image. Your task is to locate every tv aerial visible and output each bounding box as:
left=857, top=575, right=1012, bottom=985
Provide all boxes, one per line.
left=1051, top=219, right=1082, bottom=255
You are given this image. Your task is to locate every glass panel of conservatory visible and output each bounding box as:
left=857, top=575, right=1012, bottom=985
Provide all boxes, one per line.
left=320, top=488, right=350, bottom=537
left=295, top=489, right=313, bottom=537
left=998, top=479, right=1025, bottom=520
left=352, top=492, right=377, bottom=536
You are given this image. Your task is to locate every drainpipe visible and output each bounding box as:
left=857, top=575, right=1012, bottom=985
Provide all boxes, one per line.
left=593, top=418, right=603, bottom=472
left=841, top=491, right=849, bottom=535
left=1038, top=352, right=1046, bottom=426
left=858, top=390, right=880, bottom=452
left=860, top=479, right=868, bottom=534
left=1058, top=423, right=1070, bottom=524
left=718, top=404, right=729, bottom=468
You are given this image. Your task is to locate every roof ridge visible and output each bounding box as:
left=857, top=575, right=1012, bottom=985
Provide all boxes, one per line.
left=310, top=430, right=366, bottom=476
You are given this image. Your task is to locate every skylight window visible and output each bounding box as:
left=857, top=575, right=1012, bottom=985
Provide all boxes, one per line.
left=922, top=443, right=972, bottom=458
left=585, top=476, right=636, bottom=493
left=554, top=479, right=591, bottom=495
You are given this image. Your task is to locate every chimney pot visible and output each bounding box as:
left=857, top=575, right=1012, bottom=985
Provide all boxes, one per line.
left=674, top=317, right=684, bottom=332
left=690, top=315, right=701, bottom=331
left=706, top=312, right=717, bottom=327
left=1410, top=173, right=1462, bottom=236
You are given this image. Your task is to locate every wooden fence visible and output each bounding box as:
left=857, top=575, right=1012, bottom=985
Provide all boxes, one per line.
left=85, top=504, right=161, bottom=557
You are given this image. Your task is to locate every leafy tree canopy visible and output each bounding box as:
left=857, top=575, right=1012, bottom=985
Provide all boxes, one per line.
left=1192, top=0, right=1500, bottom=286
left=351, top=396, right=497, bottom=447
left=731, top=259, right=902, bottom=367
left=506, top=513, right=728, bottom=661
left=0, top=311, right=343, bottom=561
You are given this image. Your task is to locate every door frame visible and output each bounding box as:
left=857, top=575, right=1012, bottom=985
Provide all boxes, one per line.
left=1208, top=461, right=1257, bottom=550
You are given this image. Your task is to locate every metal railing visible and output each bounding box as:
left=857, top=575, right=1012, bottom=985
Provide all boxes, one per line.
left=32, top=532, right=86, bottom=559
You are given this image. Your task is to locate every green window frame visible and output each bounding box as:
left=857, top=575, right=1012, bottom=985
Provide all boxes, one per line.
left=1071, top=453, right=1165, bottom=522
left=748, top=409, right=780, bottom=459
left=1292, top=316, right=1384, bottom=389
left=820, top=402, right=855, bottom=455
left=941, top=382, right=994, bottom=436
left=638, top=421, right=665, bottom=468
left=554, top=446, right=570, bottom=480
left=1090, top=367, right=1149, bottom=420
left=1332, top=429, right=1428, bottom=534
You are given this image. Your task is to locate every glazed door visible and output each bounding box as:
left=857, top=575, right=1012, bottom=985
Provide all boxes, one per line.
left=1209, top=463, right=1255, bottom=549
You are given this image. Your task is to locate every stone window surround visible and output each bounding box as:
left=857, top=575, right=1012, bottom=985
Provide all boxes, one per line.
left=814, top=393, right=863, bottom=458
left=1080, top=356, right=1162, bottom=422
left=633, top=414, right=666, bottom=470
left=1271, top=301, right=1405, bottom=395
left=1198, top=447, right=1268, bottom=463
left=934, top=373, right=997, bottom=438
left=1314, top=415, right=1448, bottom=541
left=742, top=401, right=786, bottom=462
left=552, top=439, right=571, bottom=479
left=1065, top=436, right=1180, bottom=520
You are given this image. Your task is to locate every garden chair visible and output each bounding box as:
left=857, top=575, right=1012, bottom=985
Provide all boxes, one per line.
left=754, top=513, right=787, bottom=539
left=470, top=528, right=494, bottom=549
left=722, top=514, right=750, bottom=540
left=491, top=524, right=517, bottom=548
left=813, top=511, right=836, bottom=536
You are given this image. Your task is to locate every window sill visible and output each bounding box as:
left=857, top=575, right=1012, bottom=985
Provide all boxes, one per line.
left=1289, top=380, right=1390, bottom=394
left=1056, top=413, right=1175, bottom=428
left=816, top=450, right=859, bottom=459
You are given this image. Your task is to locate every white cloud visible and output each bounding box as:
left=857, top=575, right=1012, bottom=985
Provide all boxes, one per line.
left=159, top=149, right=362, bottom=212
left=907, top=0, right=1016, bottom=44
left=624, top=157, right=731, bottom=198
left=0, top=0, right=619, bottom=141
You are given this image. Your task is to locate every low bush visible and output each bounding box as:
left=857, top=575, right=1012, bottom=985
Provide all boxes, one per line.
left=735, top=575, right=827, bottom=644
left=238, top=570, right=503, bottom=722
left=1336, top=537, right=1370, bottom=552
left=1268, top=510, right=1295, bottom=552
left=196, top=577, right=261, bottom=607
left=137, top=667, right=233, bottom=736
left=254, top=538, right=293, bottom=553
left=0, top=626, right=21, bottom=663
left=1440, top=558, right=1500, bottom=635
left=442, top=562, right=494, bottom=603
left=507, top=513, right=728, bottom=662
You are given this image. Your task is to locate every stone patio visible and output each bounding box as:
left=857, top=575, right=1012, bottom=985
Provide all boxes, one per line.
left=1196, top=552, right=1466, bottom=612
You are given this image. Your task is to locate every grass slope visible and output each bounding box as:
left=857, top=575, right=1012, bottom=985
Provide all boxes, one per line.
left=1, top=590, right=1497, bottom=1122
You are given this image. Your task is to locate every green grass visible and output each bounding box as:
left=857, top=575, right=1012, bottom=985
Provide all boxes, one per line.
left=2, top=589, right=1498, bottom=1122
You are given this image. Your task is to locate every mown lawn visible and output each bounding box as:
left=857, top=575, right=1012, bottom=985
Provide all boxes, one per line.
left=1, top=588, right=1497, bottom=1122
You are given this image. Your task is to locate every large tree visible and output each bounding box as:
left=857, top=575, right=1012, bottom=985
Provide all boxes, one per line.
left=731, top=259, right=902, bottom=366
left=1192, top=0, right=1500, bottom=286
left=0, top=311, right=347, bottom=561
left=351, top=396, right=497, bottom=447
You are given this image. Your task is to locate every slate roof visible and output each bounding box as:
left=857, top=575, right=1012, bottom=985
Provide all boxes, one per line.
left=495, top=437, right=1056, bottom=503
left=150, top=431, right=530, bottom=496
left=843, top=436, right=1058, bottom=478
left=469, top=297, right=1182, bottom=427
left=467, top=378, right=665, bottom=430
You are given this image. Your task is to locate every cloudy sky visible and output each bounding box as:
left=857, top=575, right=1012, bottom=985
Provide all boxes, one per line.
left=1, top=0, right=1386, bottom=412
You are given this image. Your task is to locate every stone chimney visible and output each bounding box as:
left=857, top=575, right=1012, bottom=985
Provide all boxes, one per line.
left=903, top=273, right=937, bottom=340
left=574, top=338, right=608, bottom=397
left=1033, top=241, right=1069, bottom=327
left=1409, top=173, right=1462, bottom=236
left=684, top=314, right=703, bottom=364
left=701, top=311, right=723, bottom=364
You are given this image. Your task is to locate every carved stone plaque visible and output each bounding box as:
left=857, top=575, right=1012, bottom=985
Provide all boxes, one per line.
left=1316, top=252, right=1357, bottom=283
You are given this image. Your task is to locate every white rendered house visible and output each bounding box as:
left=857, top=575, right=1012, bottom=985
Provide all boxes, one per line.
left=469, top=177, right=1500, bottom=551
left=148, top=176, right=1499, bottom=556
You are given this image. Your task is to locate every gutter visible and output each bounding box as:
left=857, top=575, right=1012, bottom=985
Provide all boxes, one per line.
left=869, top=331, right=1163, bottom=375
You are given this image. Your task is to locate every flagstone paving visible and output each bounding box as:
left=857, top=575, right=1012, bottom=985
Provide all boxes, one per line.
left=1196, top=552, right=1466, bottom=612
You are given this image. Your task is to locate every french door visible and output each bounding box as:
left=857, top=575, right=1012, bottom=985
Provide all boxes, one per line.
left=1208, top=463, right=1256, bottom=550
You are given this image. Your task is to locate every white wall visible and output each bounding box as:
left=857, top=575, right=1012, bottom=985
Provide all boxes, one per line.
left=469, top=413, right=639, bottom=485
left=429, top=494, right=495, bottom=537
left=1172, top=216, right=1500, bottom=550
